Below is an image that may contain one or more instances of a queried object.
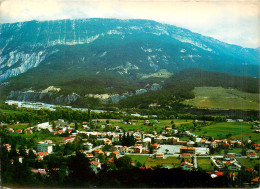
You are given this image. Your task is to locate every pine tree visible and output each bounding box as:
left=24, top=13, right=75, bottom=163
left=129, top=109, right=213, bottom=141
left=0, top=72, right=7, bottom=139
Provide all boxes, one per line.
left=75, top=122, right=78, bottom=131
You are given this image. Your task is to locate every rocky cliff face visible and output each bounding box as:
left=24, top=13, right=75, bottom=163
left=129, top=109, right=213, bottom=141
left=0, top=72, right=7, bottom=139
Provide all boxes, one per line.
left=1, top=18, right=259, bottom=81
left=7, top=83, right=162, bottom=105
left=8, top=88, right=80, bottom=104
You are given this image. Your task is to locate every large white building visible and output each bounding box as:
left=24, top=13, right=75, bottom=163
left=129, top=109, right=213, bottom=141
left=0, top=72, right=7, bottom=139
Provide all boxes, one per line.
left=36, top=122, right=52, bottom=131
left=37, top=141, right=53, bottom=153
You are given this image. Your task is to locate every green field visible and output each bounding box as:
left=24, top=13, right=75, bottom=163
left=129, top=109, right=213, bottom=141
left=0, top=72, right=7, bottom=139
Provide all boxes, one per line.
left=95, top=119, right=194, bottom=133
left=237, top=158, right=260, bottom=169
left=144, top=157, right=182, bottom=168
left=183, top=87, right=259, bottom=110
left=5, top=123, right=30, bottom=130
left=197, top=157, right=215, bottom=171
left=126, top=155, right=149, bottom=164
left=193, top=122, right=259, bottom=142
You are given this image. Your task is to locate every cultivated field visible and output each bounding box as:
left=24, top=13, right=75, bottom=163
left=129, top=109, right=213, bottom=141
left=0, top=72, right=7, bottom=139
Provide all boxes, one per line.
left=183, top=87, right=260, bottom=110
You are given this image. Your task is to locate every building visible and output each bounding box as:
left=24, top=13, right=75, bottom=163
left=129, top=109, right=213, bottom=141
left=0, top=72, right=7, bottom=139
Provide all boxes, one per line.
left=180, top=147, right=196, bottom=154
left=246, top=150, right=257, bottom=158
left=37, top=141, right=53, bottom=153
left=62, top=136, right=75, bottom=143
left=155, top=153, right=164, bottom=159
left=181, top=162, right=193, bottom=171
left=36, top=122, right=52, bottom=131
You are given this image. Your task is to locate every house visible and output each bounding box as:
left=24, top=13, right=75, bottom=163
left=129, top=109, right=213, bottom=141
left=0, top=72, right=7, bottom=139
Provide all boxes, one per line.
left=187, top=141, right=195, bottom=147
left=143, top=120, right=150, bottom=125
left=180, top=147, right=196, bottom=154
left=226, top=119, right=235, bottom=122
left=83, top=142, right=93, bottom=149
left=93, top=149, right=104, bottom=154
left=37, top=141, right=53, bottom=153
left=112, top=150, right=120, bottom=158
left=253, top=144, right=260, bottom=151
left=18, top=156, right=23, bottom=163
left=114, top=126, right=120, bottom=130
left=3, top=144, right=11, bottom=151
left=36, top=122, right=52, bottom=131
left=246, top=150, right=257, bottom=158
left=6, top=128, right=14, bottom=133
left=151, top=143, right=160, bottom=149
left=82, top=125, right=90, bottom=130
left=169, top=137, right=179, bottom=145
left=15, top=129, right=22, bottom=134
left=53, top=130, right=65, bottom=135
left=112, top=136, right=120, bottom=143
left=86, top=154, right=94, bottom=158
left=134, top=145, right=142, bottom=153
left=155, top=153, right=164, bottom=159
left=31, top=168, right=47, bottom=175
left=119, top=146, right=129, bottom=154
left=228, top=163, right=241, bottom=171
left=61, top=136, right=75, bottom=143
left=90, top=161, right=102, bottom=173
left=24, top=128, right=33, bottom=134
left=181, top=162, right=193, bottom=171
left=35, top=152, right=48, bottom=160
left=108, top=158, right=114, bottom=163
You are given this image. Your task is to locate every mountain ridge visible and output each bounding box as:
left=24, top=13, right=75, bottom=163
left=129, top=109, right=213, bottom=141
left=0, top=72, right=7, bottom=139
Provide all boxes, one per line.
left=0, top=18, right=259, bottom=81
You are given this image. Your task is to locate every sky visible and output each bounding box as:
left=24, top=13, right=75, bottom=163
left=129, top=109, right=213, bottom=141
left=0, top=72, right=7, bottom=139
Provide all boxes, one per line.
left=0, top=0, right=259, bottom=48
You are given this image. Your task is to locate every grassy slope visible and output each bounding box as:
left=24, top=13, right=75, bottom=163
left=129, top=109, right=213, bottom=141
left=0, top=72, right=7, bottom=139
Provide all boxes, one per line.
left=183, top=87, right=259, bottom=110
left=193, top=122, right=259, bottom=142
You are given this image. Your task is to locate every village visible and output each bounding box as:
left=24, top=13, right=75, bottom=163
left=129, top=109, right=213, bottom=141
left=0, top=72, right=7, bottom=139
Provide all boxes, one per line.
left=2, top=117, right=260, bottom=186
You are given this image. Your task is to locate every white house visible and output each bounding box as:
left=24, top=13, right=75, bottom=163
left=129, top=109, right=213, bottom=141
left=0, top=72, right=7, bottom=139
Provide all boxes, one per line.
left=36, top=122, right=52, bottom=131
left=37, top=141, right=53, bottom=153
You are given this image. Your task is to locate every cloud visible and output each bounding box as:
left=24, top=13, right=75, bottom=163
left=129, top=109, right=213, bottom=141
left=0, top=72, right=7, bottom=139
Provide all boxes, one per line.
left=0, top=0, right=259, bottom=48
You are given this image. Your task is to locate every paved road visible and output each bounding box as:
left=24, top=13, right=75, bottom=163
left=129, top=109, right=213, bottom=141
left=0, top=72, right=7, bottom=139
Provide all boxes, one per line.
left=194, top=155, right=198, bottom=168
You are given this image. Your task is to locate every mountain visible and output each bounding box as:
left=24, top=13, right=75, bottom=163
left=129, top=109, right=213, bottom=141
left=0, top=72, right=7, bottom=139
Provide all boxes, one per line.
left=0, top=18, right=259, bottom=81
left=0, top=18, right=259, bottom=107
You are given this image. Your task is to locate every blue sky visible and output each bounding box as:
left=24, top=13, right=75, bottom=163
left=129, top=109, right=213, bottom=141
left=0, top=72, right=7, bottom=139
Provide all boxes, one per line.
left=0, top=0, right=259, bottom=48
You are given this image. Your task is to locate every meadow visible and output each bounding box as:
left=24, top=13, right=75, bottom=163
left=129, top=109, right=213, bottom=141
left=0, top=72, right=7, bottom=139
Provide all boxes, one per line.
left=193, top=122, right=259, bottom=142
left=183, top=87, right=259, bottom=110
left=126, top=155, right=216, bottom=171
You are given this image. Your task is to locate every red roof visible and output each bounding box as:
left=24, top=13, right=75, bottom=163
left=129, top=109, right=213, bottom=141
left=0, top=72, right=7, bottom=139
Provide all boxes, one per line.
left=146, top=166, right=154, bottom=170
left=226, top=154, right=235, bottom=157
left=3, top=144, right=11, bottom=148
left=108, top=158, right=114, bottom=163
left=86, top=154, right=94, bottom=158
left=216, top=171, right=223, bottom=176
left=113, top=150, right=119, bottom=154
left=90, top=161, right=99, bottom=166
left=16, top=129, right=22, bottom=132
left=31, top=169, right=47, bottom=175
left=252, top=177, right=259, bottom=182
left=62, top=136, right=74, bottom=141
left=37, top=152, right=48, bottom=156
left=180, top=147, right=195, bottom=150
left=247, top=168, right=254, bottom=172
left=53, top=130, right=65, bottom=134
left=182, top=153, right=191, bottom=156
